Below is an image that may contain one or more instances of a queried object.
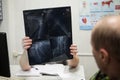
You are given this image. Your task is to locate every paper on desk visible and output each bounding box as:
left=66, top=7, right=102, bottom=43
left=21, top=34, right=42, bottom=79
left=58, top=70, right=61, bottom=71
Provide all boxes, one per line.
left=15, top=64, right=64, bottom=77
left=58, top=65, right=85, bottom=80
left=15, top=68, right=40, bottom=77
left=33, top=64, right=65, bottom=75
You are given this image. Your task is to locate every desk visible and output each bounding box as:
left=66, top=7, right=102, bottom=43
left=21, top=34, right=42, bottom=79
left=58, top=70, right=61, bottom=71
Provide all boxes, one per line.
left=10, top=64, right=85, bottom=80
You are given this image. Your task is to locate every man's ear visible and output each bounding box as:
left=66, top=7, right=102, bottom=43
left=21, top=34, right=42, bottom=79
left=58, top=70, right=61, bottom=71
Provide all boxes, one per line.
left=99, top=48, right=110, bottom=64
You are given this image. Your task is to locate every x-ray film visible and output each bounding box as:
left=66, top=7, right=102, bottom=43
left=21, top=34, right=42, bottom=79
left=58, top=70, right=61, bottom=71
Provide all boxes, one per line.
left=23, top=6, right=73, bottom=65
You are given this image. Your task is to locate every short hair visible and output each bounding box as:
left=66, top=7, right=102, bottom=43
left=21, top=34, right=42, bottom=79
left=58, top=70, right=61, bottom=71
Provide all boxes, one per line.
left=91, top=16, right=120, bottom=62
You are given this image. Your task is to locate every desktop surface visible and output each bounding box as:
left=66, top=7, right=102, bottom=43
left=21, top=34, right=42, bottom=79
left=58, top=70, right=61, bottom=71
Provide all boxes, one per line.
left=10, top=64, right=85, bottom=80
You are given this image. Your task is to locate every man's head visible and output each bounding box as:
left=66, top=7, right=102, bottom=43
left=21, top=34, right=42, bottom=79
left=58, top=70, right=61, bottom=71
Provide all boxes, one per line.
left=91, top=15, right=120, bottom=79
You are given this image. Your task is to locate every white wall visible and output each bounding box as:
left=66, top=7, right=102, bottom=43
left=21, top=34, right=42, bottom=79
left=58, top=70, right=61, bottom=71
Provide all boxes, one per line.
left=0, top=0, right=98, bottom=80
left=0, top=0, right=13, bottom=63
left=79, top=55, right=98, bottom=80
left=8, top=0, right=93, bottom=56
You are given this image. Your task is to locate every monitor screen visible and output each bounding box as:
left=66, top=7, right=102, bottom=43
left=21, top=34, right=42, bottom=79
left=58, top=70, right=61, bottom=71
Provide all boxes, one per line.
left=23, top=6, right=73, bottom=65
left=0, top=32, right=11, bottom=77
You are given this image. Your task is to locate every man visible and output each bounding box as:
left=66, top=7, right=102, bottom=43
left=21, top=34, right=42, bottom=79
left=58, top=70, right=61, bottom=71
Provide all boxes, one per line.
left=20, top=37, right=79, bottom=71
left=90, top=15, right=120, bottom=80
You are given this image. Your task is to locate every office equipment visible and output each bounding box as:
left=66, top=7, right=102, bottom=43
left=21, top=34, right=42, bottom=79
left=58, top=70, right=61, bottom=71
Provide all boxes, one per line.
left=0, top=32, right=10, bottom=77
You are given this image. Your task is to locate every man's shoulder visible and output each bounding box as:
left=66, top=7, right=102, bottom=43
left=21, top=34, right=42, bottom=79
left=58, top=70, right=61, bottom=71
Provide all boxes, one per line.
left=89, top=70, right=110, bottom=80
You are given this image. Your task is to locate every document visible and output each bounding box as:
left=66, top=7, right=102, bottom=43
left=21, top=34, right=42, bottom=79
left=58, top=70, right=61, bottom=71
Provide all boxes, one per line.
left=33, top=64, right=65, bottom=75
left=15, top=64, right=64, bottom=76
left=15, top=67, right=40, bottom=77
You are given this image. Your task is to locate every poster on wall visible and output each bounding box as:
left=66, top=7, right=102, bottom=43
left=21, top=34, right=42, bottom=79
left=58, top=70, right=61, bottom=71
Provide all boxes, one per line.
left=79, top=0, right=120, bottom=30
left=23, top=6, right=73, bottom=65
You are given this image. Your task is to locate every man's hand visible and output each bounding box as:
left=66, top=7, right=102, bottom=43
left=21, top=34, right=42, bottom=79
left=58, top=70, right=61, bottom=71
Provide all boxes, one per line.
left=70, top=44, right=78, bottom=56
left=22, top=37, right=32, bottom=50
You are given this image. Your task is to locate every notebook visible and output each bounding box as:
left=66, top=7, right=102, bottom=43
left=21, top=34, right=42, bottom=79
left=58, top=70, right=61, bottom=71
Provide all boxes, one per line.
left=23, top=6, right=73, bottom=65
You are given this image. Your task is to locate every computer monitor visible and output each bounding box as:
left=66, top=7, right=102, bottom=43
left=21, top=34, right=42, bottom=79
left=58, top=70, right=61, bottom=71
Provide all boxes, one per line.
left=0, top=32, right=11, bottom=77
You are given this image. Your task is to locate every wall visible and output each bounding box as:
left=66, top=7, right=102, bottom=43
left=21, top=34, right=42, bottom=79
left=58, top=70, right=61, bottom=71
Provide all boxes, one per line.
left=9, top=0, right=93, bottom=56
left=79, top=55, right=98, bottom=80
left=0, top=0, right=26, bottom=64
left=0, top=0, right=13, bottom=63
left=0, top=0, right=98, bottom=80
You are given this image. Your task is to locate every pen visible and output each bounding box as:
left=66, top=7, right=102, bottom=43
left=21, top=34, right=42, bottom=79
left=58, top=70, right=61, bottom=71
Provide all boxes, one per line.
left=40, top=72, right=59, bottom=76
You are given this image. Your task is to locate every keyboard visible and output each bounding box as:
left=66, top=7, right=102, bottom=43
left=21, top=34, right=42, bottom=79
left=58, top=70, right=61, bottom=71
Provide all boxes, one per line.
left=0, top=76, right=25, bottom=80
